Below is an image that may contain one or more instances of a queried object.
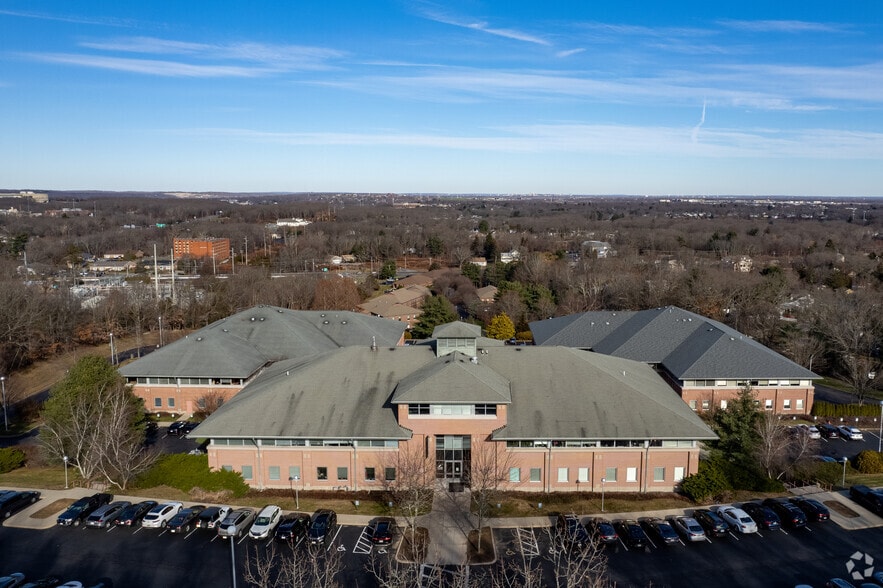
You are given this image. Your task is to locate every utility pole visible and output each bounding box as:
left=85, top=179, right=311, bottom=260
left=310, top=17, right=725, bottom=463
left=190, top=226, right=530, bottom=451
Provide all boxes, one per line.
left=153, top=244, right=160, bottom=299
left=244, top=236, right=248, bottom=266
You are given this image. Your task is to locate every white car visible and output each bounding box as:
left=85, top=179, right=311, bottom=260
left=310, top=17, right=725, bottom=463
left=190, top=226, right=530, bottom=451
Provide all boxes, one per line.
left=249, top=505, right=283, bottom=539
left=141, top=502, right=183, bottom=529
left=714, top=506, right=758, bottom=534
left=838, top=426, right=863, bottom=440
left=665, top=515, right=706, bottom=542
left=799, top=424, right=821, bottom=439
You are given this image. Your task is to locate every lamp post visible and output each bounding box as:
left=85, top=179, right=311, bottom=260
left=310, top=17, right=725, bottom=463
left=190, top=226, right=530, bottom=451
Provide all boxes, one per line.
left=289, top=475, right=300, bottom=510
left=878, top=400, right=883, bottom=453
left=601, top=477, right=606, bottom=512
left=229, top=529, right=237, bottom=588
left=841, top=457, right=848, bottom=487
left=158, top=316, right=164, bottom=347
left=63, top=455, right=69, bottom=489
left=109, top=332, right=116, bottom=365
left=0, top=375, right=7, bottom=432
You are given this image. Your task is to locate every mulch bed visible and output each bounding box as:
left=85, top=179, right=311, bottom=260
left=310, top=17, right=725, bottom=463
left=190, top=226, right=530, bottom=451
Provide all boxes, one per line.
left=397, top=526, right=429, bottom=562
left=824, top=500, right=859, bottom=518
left=467, top=527, right=495, bottom=564
left=31, top=498, right=73, bottom=519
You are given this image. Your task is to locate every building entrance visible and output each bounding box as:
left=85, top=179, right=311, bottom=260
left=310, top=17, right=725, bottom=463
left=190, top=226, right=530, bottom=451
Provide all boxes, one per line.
left=435, top=435, right=471, bottom=483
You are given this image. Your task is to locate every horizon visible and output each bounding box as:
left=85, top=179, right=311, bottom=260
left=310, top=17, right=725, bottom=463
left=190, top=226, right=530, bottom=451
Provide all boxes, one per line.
left=2, top=2, right=882, bottom=196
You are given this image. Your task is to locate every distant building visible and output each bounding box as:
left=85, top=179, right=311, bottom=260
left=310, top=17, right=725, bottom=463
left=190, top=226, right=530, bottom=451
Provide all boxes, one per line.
left=476, top=285, right=498, bottom=303
left=582, top=240, right=617, bottom=258
left=173, top=238, right=230, bottom=260
left=276, top=218, right=311, bottom=227
left=0, top=190, right=49, bottom=203
left=722, top=256, right=753, bottom=273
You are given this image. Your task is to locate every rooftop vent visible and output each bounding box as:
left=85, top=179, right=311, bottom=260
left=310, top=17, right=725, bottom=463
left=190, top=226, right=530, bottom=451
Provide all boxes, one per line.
left=470, top=356, right=478, bottom=364
left=323, top=320, right=329, bottom=325
left=371, top=336, right=377, bottom=351
left=259, top=317, right=265, bottom=321
left=196, top=337, right=204, bottom=342
left=341, top=320, right=347, bottom=325
left=250, top=317, right=256, bottom=321
left=222, top=329, right=229, bottom=332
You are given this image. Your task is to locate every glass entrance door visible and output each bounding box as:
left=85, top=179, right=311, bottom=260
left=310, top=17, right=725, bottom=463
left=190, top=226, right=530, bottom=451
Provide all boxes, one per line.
left=435, top=436, right=471, bottom=482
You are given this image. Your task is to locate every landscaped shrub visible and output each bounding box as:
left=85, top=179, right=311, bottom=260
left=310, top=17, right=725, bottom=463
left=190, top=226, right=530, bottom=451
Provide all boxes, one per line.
left=855, top=450, right=883, bottom=474
left=134, top=454, right=249, bottom=497
left=0, top=447, right=26, bottom=473
left=811, top=401, right=882, bottom=418
left=681, top=459, right=731, bottom=502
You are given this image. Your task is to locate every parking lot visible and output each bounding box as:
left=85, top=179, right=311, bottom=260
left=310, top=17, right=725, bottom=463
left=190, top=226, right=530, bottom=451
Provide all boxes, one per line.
left=2, top=489, right=883, bottom=587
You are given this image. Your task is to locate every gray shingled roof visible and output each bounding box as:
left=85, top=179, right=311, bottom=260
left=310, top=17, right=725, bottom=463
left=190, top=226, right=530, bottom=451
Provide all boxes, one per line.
left=530, top=306, right=817, bottom=381
left=119, top=306, right=406, bottom=379
left=433, top=321, right=483, bottom=339
left=192, top=344, right=716, bottom=442
left=392, top=352, right=512, bottom=404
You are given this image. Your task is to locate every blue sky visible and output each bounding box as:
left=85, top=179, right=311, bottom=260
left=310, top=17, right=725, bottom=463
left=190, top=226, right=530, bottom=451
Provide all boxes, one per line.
left=2, top=1, right=882, bottom=195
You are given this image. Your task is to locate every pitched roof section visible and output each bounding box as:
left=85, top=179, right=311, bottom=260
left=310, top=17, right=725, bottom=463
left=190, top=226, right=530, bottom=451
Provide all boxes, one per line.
left=392, top=352, right=512, bottom=404
left=530, top=306, right=817, bottom=381
left=192, top=344, right=716, bottom=442
left=432, top=321, right=482, bottom=339
left=119, top=306, right=406, bottom=379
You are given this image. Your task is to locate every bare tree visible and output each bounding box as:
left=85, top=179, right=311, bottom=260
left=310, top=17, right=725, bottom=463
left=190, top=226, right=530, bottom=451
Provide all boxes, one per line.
left=754, top=412, right=793, bottom=479
left=243, top=540, right=343, bottom=588
left=92, top=388, right=158, bottom=489
left=542, top=526, right=611, bottom=588
left=383, top=443, right=436, bottom=552
left=468, top=441, right=520, bottom=552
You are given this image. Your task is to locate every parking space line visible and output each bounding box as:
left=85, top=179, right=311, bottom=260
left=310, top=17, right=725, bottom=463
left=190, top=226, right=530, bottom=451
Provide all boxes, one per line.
left=728, top=531, right=740, bottom=541
left=185, top=529, right=198, bottom=539
left=618, top=538, right=629, bottom=551
left=353, top=527, right=374, bottom=555
left=703, top=537, right=711, bottom=544
left=236, top=534, right=248, bottom=544
left=326, top=525, right=343, bottom=552
left=756, top=530, right=764, bottom=538
left=517, top=528, right=540, bottom=557
left=646, top=537, right=657, bottom=549
left=779, top=528, right=789, bottom=535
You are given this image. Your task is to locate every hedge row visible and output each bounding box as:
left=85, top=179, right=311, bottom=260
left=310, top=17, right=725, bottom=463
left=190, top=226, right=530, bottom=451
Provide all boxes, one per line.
left=134, top=454, right=249, bottom=497
left=811, top=401, right=883, bottom=418
left=0, top=447, right=26, bottom=474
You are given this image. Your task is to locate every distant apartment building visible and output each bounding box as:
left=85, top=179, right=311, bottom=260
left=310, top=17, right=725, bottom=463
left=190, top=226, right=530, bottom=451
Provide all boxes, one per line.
left=173, top=238, right=230, bottom=260
left=0, top=190, right=49, bottom=203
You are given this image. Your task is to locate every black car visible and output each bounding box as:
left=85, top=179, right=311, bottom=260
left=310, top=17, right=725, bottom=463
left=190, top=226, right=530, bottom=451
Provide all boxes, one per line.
left=789, top=497, right=830, bottom=522
left=0, top=491, right=40, bottom=519
left=639, top=517, right=679, bottom=544
left=196, top=506, right=231, bottom=530
left=368, top=517, right=397, bottom=545
left=115, top=500, right=158, bottom=527
left=56, top=493, right=113, bottom=526
left=762, top=498, right=807, bottom=528
left=308, top=509, right=338, bottom=545
left=614, top=519, right=648, bottom=549
left=741, top=502, right=782, bottom=530
left=168, top=505, right=206, bottom=534
left=167, top=421, right=196, bottom=436
left=817, top=424, right=840, bottom=439
left=555, top=514, right=591, bottom=549
left=586, top=518, right=619, bottom=544
left=275, top=513, right=311, bottom=543
left=849, top=485, right=883, bottom=516
left=692, top=509, right=729, bottom=537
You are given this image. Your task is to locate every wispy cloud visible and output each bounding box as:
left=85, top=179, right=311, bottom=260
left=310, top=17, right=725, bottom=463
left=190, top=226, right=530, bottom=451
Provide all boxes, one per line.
left=0, top=8, right=135, bottom=27
left=172, top=124, right=883, bottom=160
left=692, top=100, right=707, bottom=143
left=717, top=19, right=845, bottom=33
left=414, top=4, right=550, bottom=46
left=556, top=48, right=586, bottom=58
left=26, top=53, right=263, bottom=77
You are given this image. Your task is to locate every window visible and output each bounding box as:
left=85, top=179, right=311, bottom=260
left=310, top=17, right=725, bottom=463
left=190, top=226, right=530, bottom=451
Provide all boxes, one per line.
left=764, top=399, right=773, bottom=410
left=241, top=465, right=253, bottom=480
left=337, top=467, right=348, bottom=481
left=365, top=467, right=376, bottom=481
left=222, top=465, right=232, bottom=472
left=384, top=467, right=396, bottom=482
left=153, top=397, right=162, bottom=408
left=408, top=404, right=429, bottom=415
left=196, top=397, right=206, bottom=410
left=796, top=398, right=804, bottom=410
left=783, top=399, right=792, bottom=410
left=626, top=467, right=637, bottom=483
left=529, top=468, right=542, bottom=483
left=674, top=467, right=685, bottom=482
left=720, top=399, right=728, bottom=410
left=475, top=404, right=497, bottom=415
left=653, top=467, right=665, bottom=482
left=689, top=400, right=697, bottom=410
left=317, top=467, right=328, bottom=480
left=268, top=466, right=280, bottom=481
left=288, top=466, right=301, bottom=481
left=557, top=467, right=568, bottom=483
left=578, top=468, right=589, bottom=483
left=509, top=468, right=520, bottom=483
left=701, top=399, right=710, bottom=410
left=604, top=467, right=617, bottom=482
left=167, top=397, right=175, bottom=408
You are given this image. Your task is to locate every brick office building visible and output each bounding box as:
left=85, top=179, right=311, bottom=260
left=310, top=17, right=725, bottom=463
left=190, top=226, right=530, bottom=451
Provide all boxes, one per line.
left=173, top=237, right=231, bottom=261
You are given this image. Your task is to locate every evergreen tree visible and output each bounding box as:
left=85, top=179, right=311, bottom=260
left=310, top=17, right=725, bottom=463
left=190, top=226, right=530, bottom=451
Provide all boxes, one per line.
left=411, top=295, right=458, bottom=339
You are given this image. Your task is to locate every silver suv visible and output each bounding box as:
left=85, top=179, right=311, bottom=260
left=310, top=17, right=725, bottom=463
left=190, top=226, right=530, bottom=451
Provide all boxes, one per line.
left=217, top=508, right=256, bottom=539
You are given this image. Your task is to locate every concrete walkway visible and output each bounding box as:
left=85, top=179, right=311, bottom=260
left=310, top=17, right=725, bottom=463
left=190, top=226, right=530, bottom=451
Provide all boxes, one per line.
left=416, top=488, right=477, bottom=565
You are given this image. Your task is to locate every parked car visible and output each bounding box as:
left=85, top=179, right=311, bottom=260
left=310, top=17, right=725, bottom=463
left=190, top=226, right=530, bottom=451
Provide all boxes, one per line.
left=0, top=491, right=40, bottom=520
left=665, top=515, right=706, bottom=542
left=638, top=517, right=679, bottom=544
left=249, top=505, right=283, bottom=539
left=613, top=519, right=648, bottom=549
left=826, top=580, right=857, bottom=588
left=838, top=426, right=864, bottom=441
left=556, top=513, right=591, bottom=549
left=56, top=493, right=112, bottom=526
left=585, top=518, right=619, bottom=544
left=762, top=498, right=807, bottom=528
left=275, top=513, right=311, bottom=543
left=218, top=508, right=256, bottom=539
left=167, top=421, right=197, bottom=436
left=692, top=509, right=729, bottom=537
left=818, top=424, right=840, bottom=439
left=0, top=573, right=25, bottom=588
left=714, top=506, right=758, bottom=534
left=789, top=497, right=830, bottom=522
left=849, top=485, right=883, bottom=516
left=85, top=501, right=131, bottom=529
left=196, top=506, right=231, bottom=530
left=308, top=509, right=338, bottom=545
left=115, top=500, right=158, bottom=527
left=168, top=505, right=206, bottom=534
left=799, top=424, right=821, bottom=439
left=741, top=502, right=781, bottom=531
left=141, top=502, right=183, bottom=529
left=367, top=517, right=397, bottom=545
left=18, top=576, right=62, bottom=588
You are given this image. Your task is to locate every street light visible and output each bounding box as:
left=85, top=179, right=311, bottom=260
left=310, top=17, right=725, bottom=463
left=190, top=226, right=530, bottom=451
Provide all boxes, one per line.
left=289, top=475, right=300, bottom=510
left=601, top=477, right=606, bottom=512
left=0, top=375, right=7, bottom=432
left=109, top=332, right=116, bottom=365
left=158, top=316, right=164, bottom=347
left=878, top=400, right=883, bottom=453
left=63, top=455, right=69, bottom=489
left=841, top=457, right=848, bottom=487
